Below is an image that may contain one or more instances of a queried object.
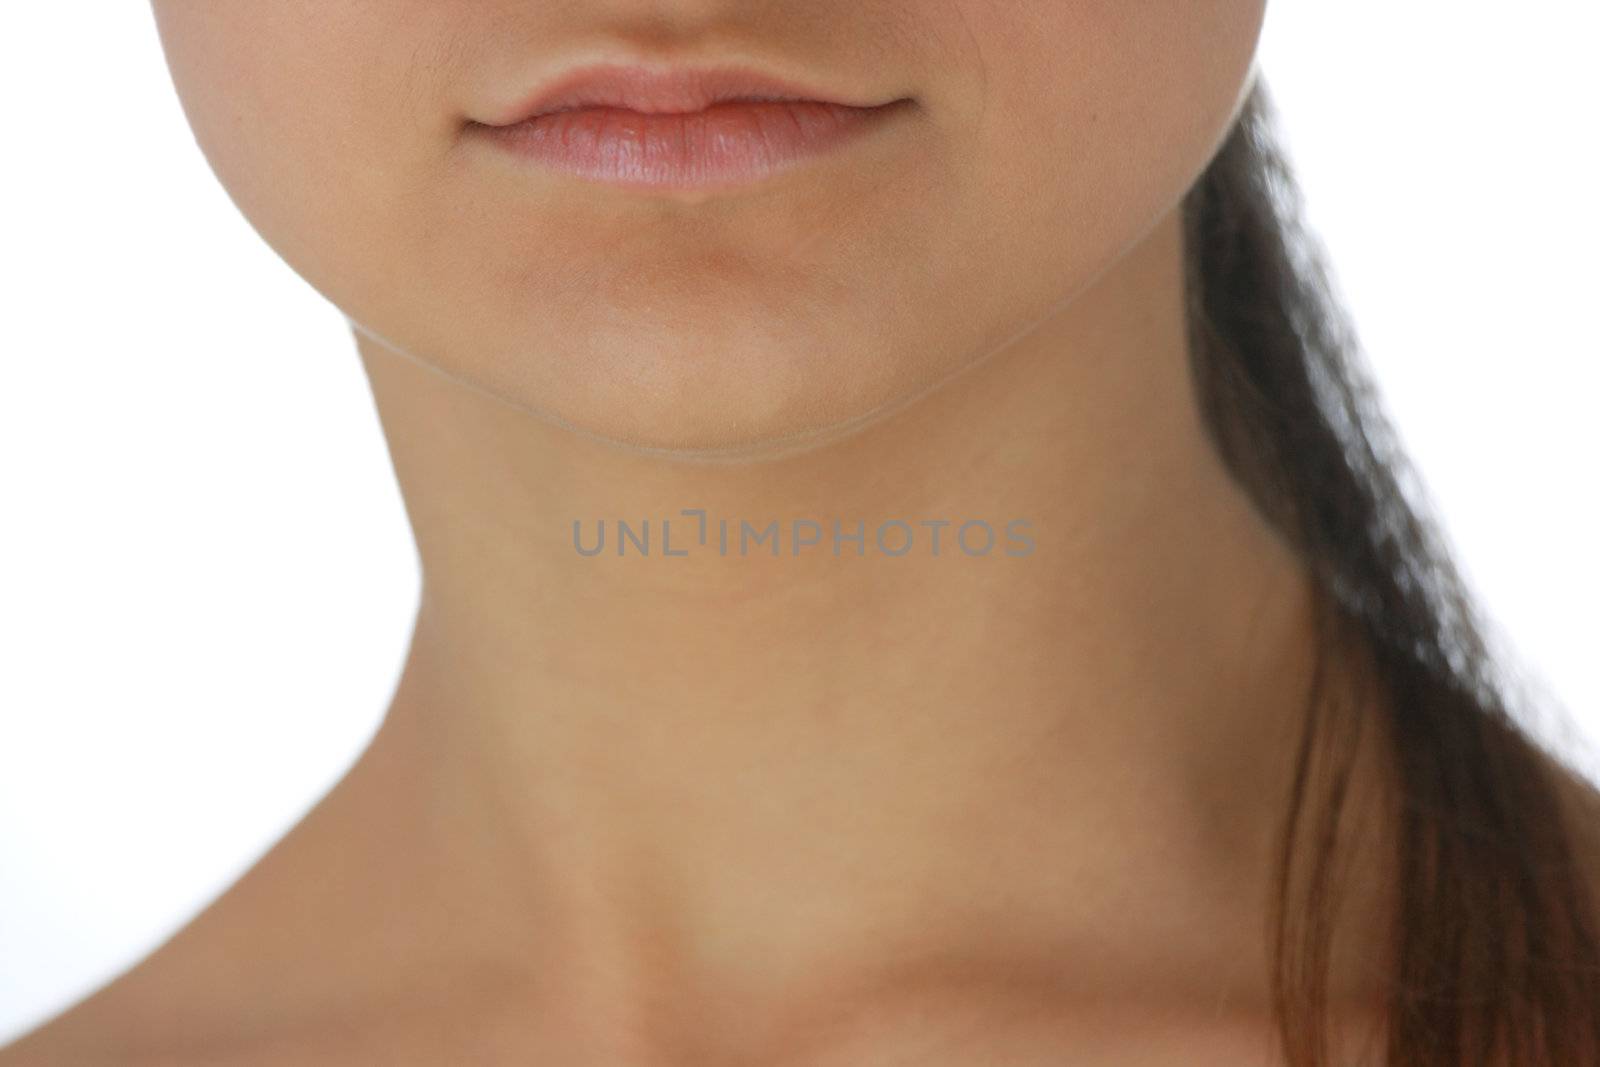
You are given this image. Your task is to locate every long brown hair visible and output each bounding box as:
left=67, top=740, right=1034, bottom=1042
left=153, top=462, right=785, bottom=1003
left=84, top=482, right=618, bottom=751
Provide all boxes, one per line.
left=1181, top=78, right=1600, bottom=1064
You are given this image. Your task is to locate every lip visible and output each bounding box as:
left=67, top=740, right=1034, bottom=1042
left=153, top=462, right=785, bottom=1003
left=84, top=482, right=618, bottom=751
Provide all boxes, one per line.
left=467, top=62, right=914, bottom=193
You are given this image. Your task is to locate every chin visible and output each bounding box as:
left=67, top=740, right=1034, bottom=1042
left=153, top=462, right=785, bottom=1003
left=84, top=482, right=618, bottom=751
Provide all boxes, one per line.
left=524, top=343, right=907, bottom=461
left=444, top=292, right=922, bottom=460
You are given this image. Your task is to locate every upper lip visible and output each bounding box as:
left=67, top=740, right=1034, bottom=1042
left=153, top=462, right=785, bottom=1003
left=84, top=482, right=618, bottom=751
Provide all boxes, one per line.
left=485, top=61, right=900, bottom=125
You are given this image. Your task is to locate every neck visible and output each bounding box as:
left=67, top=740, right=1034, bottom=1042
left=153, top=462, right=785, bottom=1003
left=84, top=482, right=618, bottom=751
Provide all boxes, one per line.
left=345, top=206, right=1323, bottom=1032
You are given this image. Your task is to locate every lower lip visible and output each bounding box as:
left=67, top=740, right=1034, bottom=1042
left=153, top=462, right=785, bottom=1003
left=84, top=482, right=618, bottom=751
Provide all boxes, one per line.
left=471, top=99, right=909, bottom=192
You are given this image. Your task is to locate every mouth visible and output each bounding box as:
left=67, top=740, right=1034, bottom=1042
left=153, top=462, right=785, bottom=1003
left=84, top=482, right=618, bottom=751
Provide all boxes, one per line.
left=465, top=61, right=916, bottom=193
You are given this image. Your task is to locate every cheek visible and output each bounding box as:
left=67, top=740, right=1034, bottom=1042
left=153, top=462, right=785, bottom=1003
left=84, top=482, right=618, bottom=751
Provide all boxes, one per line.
left=949, top=0, right=1267, bottom=281
left=149, top=2, right=451, bottom=300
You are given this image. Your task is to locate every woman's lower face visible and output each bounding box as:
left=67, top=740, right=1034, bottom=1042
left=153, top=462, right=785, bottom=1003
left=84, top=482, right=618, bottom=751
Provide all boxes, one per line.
left=148, top=0, right=1268, bottom=456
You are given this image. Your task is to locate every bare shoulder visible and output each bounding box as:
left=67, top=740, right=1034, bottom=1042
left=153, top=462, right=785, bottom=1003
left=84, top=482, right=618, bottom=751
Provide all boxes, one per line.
left=0, top=941, right=536, bottom=1067
left=0, top=966, right=174, bottom=1067
left=0, top=910, right=289, bottom=1067
left=0, top=829, right=327, bottom=1065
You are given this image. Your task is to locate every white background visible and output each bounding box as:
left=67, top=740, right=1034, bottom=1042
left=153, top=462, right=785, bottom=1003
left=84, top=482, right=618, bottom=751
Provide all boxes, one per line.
left=2, top=2, right=1596, bottom=1043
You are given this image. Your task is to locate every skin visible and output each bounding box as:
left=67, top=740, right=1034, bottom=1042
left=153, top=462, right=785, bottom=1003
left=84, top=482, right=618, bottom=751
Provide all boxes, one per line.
left=2, top=1, right=1437, bottom=1063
